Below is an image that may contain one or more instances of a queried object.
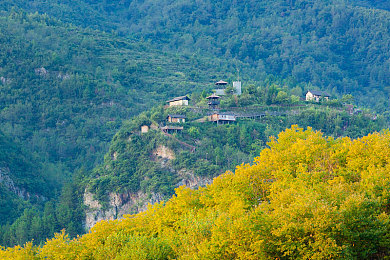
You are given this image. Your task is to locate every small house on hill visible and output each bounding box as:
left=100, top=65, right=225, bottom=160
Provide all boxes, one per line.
left=166, top=96, right=190, bottom=106
left=206, top=93, right=221, bottom=109
left=306, top=90, right=331, bottom=102
left=209, top=113, right=236, bottom=124
left=214, top=80, right=242, bottom=96
left=141, top=123, right=158, bottom=133
left=167, top=114, right=186, bottom=123
left=214, top=80, right=228, bottom=95
left=141, top=125, right=149, bottom=133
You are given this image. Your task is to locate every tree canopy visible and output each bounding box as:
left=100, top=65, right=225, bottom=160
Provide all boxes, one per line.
left=2, top=126, right=390, bottom=259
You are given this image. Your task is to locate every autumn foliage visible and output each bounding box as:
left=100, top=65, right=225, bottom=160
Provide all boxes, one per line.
left=2, top=126, right=390, bottom=259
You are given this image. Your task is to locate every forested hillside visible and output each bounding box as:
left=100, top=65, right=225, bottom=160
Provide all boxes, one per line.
left=0, top=10, right=242, bottom=172
left=354, top=0, right=390, bottom=11
left=88, top=95, right=386, bottom=206
left=2, top=127, right=390, bottom=259
left=0, top=130, right=53, bottom=225
left=2, top=82, right=386, bottom=246
left=2, top=0, right=390, bottom=110
left=78, top=89, right=386, bottom=234
left=1, top=0, right=390, bottom=252
left=0, top=10, right=239, bottom=246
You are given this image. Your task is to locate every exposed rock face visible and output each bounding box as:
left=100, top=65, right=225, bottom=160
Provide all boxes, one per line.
left=83, top=190, right=164, bottom=230
left=153, top=145, right=175, bottom=160
left=111, top=151, right=118, bottom=161
left=83, top=169, right=212, bottom=231
left=0, top=76, right=11, bottom=84
left=0, top=167, right=45, bottom=201
left=56, top=72, right=71, bottom=80
left=84, top=144, right=212, bottom=230
left=34, top=67, right=48, bottom=76
left=176, top=169, right=212, bottom=189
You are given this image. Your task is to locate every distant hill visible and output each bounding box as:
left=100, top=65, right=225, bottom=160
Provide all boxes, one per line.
left=2, top=0, right=390, bottom=111
left=0, top=9, right=239, bottom=246
left=0, top=10, right=242, bottom=172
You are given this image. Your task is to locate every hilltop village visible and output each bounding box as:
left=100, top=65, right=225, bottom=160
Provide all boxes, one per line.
left=77, top=79, right=386, bottom=230
left=140, top=80, right=371, bottom=137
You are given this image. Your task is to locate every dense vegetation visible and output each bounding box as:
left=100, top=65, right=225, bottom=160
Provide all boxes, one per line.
left=1, top=0, right=390, bottom=251
left=0, top=10, right=236, bottom=246
left=2, top=127, right=390, bottom=259
left=0, top=130, right=84, bottom=247
left=0, top=10, right=237, bottom=173
left=0, top=130, right=51, bottom=226
left=86, top=89, right=386, bottom=205
left=0, top=180, right=84, bottom=248
left=2, top=0, right=390, bottom=110
left=1, top=79, right=386, bottom=247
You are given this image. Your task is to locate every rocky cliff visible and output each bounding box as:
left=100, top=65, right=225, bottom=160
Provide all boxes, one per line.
left=84, top=145, right=212, bottom=230
left=0, top=167, right=45, bottom=201
left=83, top=190, right=164, bottom=230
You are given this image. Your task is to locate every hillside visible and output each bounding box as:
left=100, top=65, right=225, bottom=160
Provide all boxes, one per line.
left=0, top=130, right=53, bottom=225
left=0, top=10, right=244, bottom=246
left=2, top=83, right=385, bottom=246
left=1, top=0, right=390, bottom=251
left=81, top=90, right=386, bottom=230
left=2, top=126, right=390, bottom=259
left=0, top=10, right=245, bottom=173
left=2, top=0, right=390, bottom=110
left=354, top=0, right=390, bottom=11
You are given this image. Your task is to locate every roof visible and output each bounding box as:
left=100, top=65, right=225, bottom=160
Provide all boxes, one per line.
left=307, top=90, right=331, bottom=97
left=206, top=93, right=221, bottom=99
left=167, top=114, right=186, bottom=119
left=215, top=80, right=228, bottom=85
left=166, top=95, right=191, bottom=103
left=161, top=126, right=184, bottom=130
left=212, top=112, right=236, bottom=116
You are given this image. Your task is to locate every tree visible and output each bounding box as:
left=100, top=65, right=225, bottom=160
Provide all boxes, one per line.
left=341, top=94, right=354, bottom=104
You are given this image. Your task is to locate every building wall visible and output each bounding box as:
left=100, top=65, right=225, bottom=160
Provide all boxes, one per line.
left=219, top=114, right=236, bottom=121
left=306, top=92, right=315, bottom=101
left=210, top=114, right=235, bottom=122
left=141, top=125, right=149, bottom=133
left=233, top=81, right=242, bottom=95
left=210, top=114, right=219, bottom=121
left=169, top=100, right=189, bottom=106
left=306, top=92, right=329, bottom=102
left=168, top=117, right=185, bottom=123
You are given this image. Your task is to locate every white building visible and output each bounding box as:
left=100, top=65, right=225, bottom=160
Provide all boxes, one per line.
left=306, top=90, right=330, bottom=102
left=166, top=96, right=191, bottom=106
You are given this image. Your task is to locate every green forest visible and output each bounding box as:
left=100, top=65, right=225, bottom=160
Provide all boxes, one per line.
left=1, top=0, right=390, bottom=256
left=2, top=127, right=390, bottom=259
left=2, top=0, right=390, bottom=110
left=87, top=96, right=386, bottom=204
